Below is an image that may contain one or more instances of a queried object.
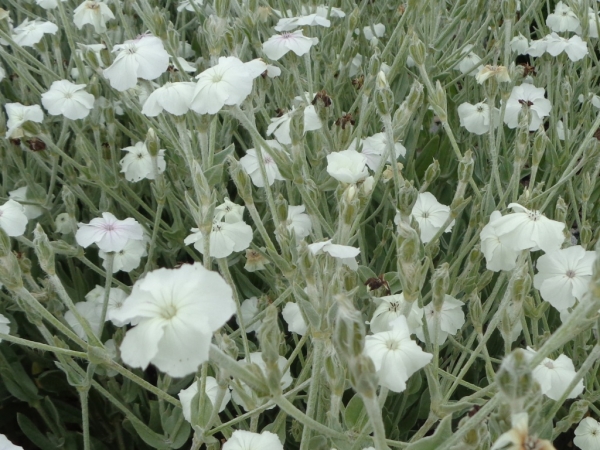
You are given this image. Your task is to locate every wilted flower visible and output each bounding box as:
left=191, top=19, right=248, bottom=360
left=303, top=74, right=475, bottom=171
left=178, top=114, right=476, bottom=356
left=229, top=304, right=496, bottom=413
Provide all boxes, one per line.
left=103, top=35, right=170, bottom=92
left=184, top=221, right=253, bottom=259
left=237, top=297, right=262, bottom=334
left=239, top=140, right=287, bottom=187
left=524, top=347, right=584, bottom=401
left=111, top=263, right=236, bottom=377
left=503, top=84, right=552, bottom=131
left=369, top=293, right=423, bottom=334
left=574, top=418, right=600, bottom=450
left=282, top=302, right=307, bottom=335
left=120, top=142, right=166, bottom=182
left=491, top=413, right=555, bottom=450
left=533, top=246, right=595, bottom=311
left=416, top=295, right=465, bottom=345
left=73, top=1, right=115, bottom=33
left=476, top=65, right=511, bottom=84
left=457, top=102, right=500, bottom=135
left=41, top=80, right=95, bottom=120
left=262, top=30, right=319, bottom=60
left=266, top=107, right=322, bottom=145
left=326, top=149, right=369, bottom=184
left=308, top=239, right=360, bottom=270
left=11, top=19, right=58, bottom=47
left=410, top=192, right=454, bottom=244
left=0, top=200, right=28, bottom=237
left=178, top=376, right=231, bottom=423
left=244, top=248, right=269, bottom=272
left=364, top=316, right=433, bottom=393
left=75, top=212, right=144, bottom=253
left=190, top=57, right=260, bottom=114
left=141, top=82, right=196, bottom=116
left=546, top=1, right=580, bottom=33
left=5, top=103, right=44, bottom=139
left=222, top=430, right=283, bottom=450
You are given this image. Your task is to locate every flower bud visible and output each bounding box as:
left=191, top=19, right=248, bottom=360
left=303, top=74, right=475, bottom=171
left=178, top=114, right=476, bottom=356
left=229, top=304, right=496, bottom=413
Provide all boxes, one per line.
left=333, top=296, right=365, bottom=361
left=290, top=109, right=304, bottom=145
left=468, top=294, right=483, bottom=332
left=496, top=348, right=532, bottom=404
left=561, top=78, right=572, bottom=111
left=348, top=8, right=360, bottom=30
left=228, top=156, right=253, bottom=204
left=324, top=352, right=346, bottom=395
left=431, top=263, right=450, bottom=311
left=397, top=180, right=418, bottom=219
left=429, top=81, right=448, bottom=122
left=512, top=273, right=531, bottom=304
left=555, top=196, right=568, bottom=225
left=532, top=126, right=547, bottom=167
left=259, top=305, right=283, bottom=392
left=33, top=224, right=55, bottom=276
left=145, top=128, right=160, bottom=157
left=274, top=194, right=288, bottom=224
left=348, top=353, right=378, bottom=399
left=0, top=228, right=11, bottom=258
left=409, top=33, right=426, bottom=66
left=555, top=400, right=589, bottom=437
left=424, top=160, right=440, bottom=186
left=0, top=253, right=23, bottom=291
left=458, top=150, right=474, bottom=183
left=581, top=221, right=592, bottom=248
left=501, top=0, right=517, bottom=18
left=393, top=81, right=423, bottom=136
left=375, top=87, right=394, bottom=117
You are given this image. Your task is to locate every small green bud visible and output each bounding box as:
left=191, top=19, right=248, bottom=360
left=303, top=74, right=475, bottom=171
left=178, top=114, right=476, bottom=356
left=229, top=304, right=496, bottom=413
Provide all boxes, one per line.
left=501, top=0, right=517, bottom=18
left=348, top=353, right=378, bottom=399
left=431, top=263, right=450, bottom=311
left=532, top=126, right=548, bottom=167
left=468, top=246, right=482, bottom=266
left=0, top=227, right=11, bottom=258
left=458, top=150, right=474, bottom=183
left=333, top=296, right=365, bottom=361
left=274, top=194, right=288, bottom=224
left=260, top=305, right=281, bottom=366
left=145, top=128, right=160, bottom=157
left=375, top=87, right=394, bottom=117
left=429, top=81, right=448, bottom=122
left=469, top=294, right=483, bottom=332
left=348, top=8, right=360, bottom=30
left=151, top=7, right=167, bottom=39
left=424, top=160, right=440, bottom=186
left=581, top=221, right=592, bottom=248
left=215, top=0, right=231, bottom=17
left=515, top=120, right=530, bottom=164
left=0, top=254, right=23, bottom=290
left=561, top=78, right=572, bottom=110
left=409, top=33, right=426, bottom=66
left=393, top=81, right=424, bottom=136
left=496, top=348, right=532, bottom=403
left=33, top=224, right=55, bottom=276
left=512, top=273, right=531, bottom=304
left=289, top=109, right=304, bottom=145
left=555, top=197, right=568, bottom=225
left=396, top=221, right=421, bottom=263
left=228, top=156, right=254, bottom=204
left=397, top=180, right=418, bottom=219
left=21, top=121, right=41, bottom=135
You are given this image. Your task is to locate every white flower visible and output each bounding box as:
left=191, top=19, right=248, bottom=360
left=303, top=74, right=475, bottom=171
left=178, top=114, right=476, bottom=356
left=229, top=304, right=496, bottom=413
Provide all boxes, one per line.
left=239, top=140, right=287, bottom=187
left=491, top=413, right=555, bottom=450
left=11, top=19, right=58, bottom=47
left=579, top=93, right=600, bottom=109
left=455, top=44, right=482, bottom=75
left=103, top=35, right=170, bottom=92
left=348, top=54, right=363, bottom=77
left=457, top=102, right=500, bottom=135
left=99, top=238, right=148, bottom=274
left=214, top=198, right=245, bottom=224
left=36, top=0, right=67, bottom=9
left=301, top=5, right=345, bottom=18
left=266, top=106, right=322, bottom=145
left=178, top=376, right=231, bottom=422
left=529, top=33, right=589, bottom=61
left=584, top=10, right=600, bottom=39
left=244, top=248, right=270, bottom=272
left=364, top=316, right=433, bottom=393
left=0, top=200, right=28, bottom=237
left=326, top=149, right=369, bottom=184
left=286, top=205, right=312, bottom=241
left=480, top=211, right=520, bottom=272
left=489, top=203, right=565, bottom=253
left=120, top=142, right=166, bottom=182
left=141, top=82, right=196, bottom=116
left=55, top=213, right=77, bottom=235
left=524, top=347, right=584, bottom=401
left=262, top=30, right=319, bottom=61
left=184, top=221, right=253, bottom=259
left=574, top=418, right=600, bottom=450
left=410, top=192, right=454, bottom=244
left=76, top=212, right=144, bottom=253
left=556, top=120, right=566, bottom=140
left=416, top=295, right=465, bottom=345
left=41, top=80, right=95, bottom=120
left=510, top=33, right=530, bottom=54
left=189, top=57, right=259, bottom=114
left=546, top=1, right=580, bottom=33
left=65, top=300, right=103, bottom=341
left=362, top=23, right=385, bottom=40
left=308, top=239, right=360, bottom=270
left=369, top=293, right=423, bottom=334
left=533, top=246, right=595, bottom=311
left=231, top=352, right=293, bottom=411
left=0, top=314, right=10, bottom=341
left=177, top=0, right=204, bottom=12
left=223, top=430, right=283, bottom=450
left=503, top=84, right=552, bottom=131
left=0, top=434, right=24, bottom=450
left=0, top=66, right=4, bottom=82
left=352, top=133, right=406, bottom=171
left=83, top=285, right=129, bottom=326
left=5, top=103, right=44, bottom=139
left=111, top=263, right=235, bottom=377
left=8, top=187, right=42, bottom=220
left=274, top=14, right=330, bottom=32
left=73, top=1, right=115, bottom=33
left=238, top=297, right=262, bottom=334
left=282, top=302, right=307, bottom=335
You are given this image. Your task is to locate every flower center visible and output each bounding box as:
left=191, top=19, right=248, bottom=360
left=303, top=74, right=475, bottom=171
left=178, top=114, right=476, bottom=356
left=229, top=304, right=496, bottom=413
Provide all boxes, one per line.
left=565, top=270, right=576, bottom=278
left=476, top=105, right=484, bottom=113
left=544, top=361, right=554, bottom=369
left=136, top=152, right=144, bottom=159
left=385, top=339, right=399, bottom=351
left=388, top=301, right=400, bottom=313
left=281, top=32, right=293, bottom=39
left=421, top=212, right=430, bottom=218
left=126, top=45, right=137, bottom=55
left=160, top=303, right=178, bottom=320
left=264, top=156, right=273, bottom=164
left=527, top=211, right=540, bottom=221
left=103, top=223, right=116, bottom=231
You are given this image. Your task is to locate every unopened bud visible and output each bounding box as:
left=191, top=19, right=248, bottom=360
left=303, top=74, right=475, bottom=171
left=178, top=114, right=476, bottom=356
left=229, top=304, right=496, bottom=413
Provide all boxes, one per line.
left=146, top=128, right=160, bottom=157
left=0, top=228, right=10, bottom=258
left=424, top=160, right=440, bottom=186
left=581, top=221, right=592, bottom=248
left=512, top=273, right=531, bottom=303
left=397, top=180, right=418, bottom=219
left=396, top=221, right=421, bottom=263
left=532, top=126, right=547, bottom=167
left=348, top=8, right=360, bottom=30
left=0, top=254, right=23, bottom=290
left=429, top=81, right=448, bottom=122
left=496, top=348, right=532, bottom=403
left=348, top=353, right=378, bottom=399
left=375, top=87, right=394, bottom=117
left=409, top=33, right=426, bottom=66
left=431, top=263, right=450, bottom=311
left=501, top=0, right=517, bottom=18
left=561, top=78, right=572, bottom=110
left=555, top=197, right=568, bottom=225
left=458, top=150, right=474, bottom=183
left=469, top=294, right=483, bottom=332
left=228, top=156, right=253, bottom=204
left=290, top=109, right=304, bottom=145
left=33, top=225, right=55, bottom=275
left=333, top=296, right=365, bottom=361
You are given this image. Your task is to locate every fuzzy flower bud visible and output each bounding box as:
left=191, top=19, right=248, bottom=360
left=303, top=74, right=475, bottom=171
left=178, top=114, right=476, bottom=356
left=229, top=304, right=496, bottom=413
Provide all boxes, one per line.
left=333, top=296, right=365, bottom=361
left=555, top=196, right=568, bottom=225
left=0, top=253, right=23, bottom=290
left=409, top=33, right=426, bottom=66
left=228, top=156, right=254, bottom=204
left=393, top=81, right=424, bottom=135
left=501, top=0, right=517, bottom=18
left=496, top=348, right=532, bottom=406
left=259, top=305, right=283, bottom=395
left=431, top=263, right=450, bottom=311
left=512, top=273, right=531, bottom=304
left=468, top=294, right=483, bottom=332
left=33, top=224, right=55, bottom=276
left=397, top=180, right=418, bottom=220
left=396, top=221, right=421, bottom=264
left=145, top=128, right=160, bottom=157
left=532, top=126, right=548, bottom=167
left=0, top=228, right=10, bottom=258
left=424, top=160, right=440, bottom=186
left=429, top=81, right=448, bottom=122
left=348, top=353, right=378, bottom=399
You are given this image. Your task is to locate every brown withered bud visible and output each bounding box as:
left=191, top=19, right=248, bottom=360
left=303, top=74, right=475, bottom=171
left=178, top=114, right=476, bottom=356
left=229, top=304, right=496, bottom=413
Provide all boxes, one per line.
left=519, top=63, right=536, bottom=77
left=167, top=64, right=178, bottom=72
left=26, top=138, right=46, bottom=152
left=312, top=90, right=332, bottom=107
left=275, top=108, right=286, bottom=117
left=335, top=113, right=355, bottom=129
left=9, top=138, right=21, bottom=146
left=364, top=274, right=391, bottom=295
left=594, top=128, right=600, bottom=141
left=351, top=75, right=364, bottom=90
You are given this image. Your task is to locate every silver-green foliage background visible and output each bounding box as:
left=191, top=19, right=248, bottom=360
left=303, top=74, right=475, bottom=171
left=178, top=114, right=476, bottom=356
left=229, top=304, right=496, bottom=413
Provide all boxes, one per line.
left=1, top=0, right=600, bottom=449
